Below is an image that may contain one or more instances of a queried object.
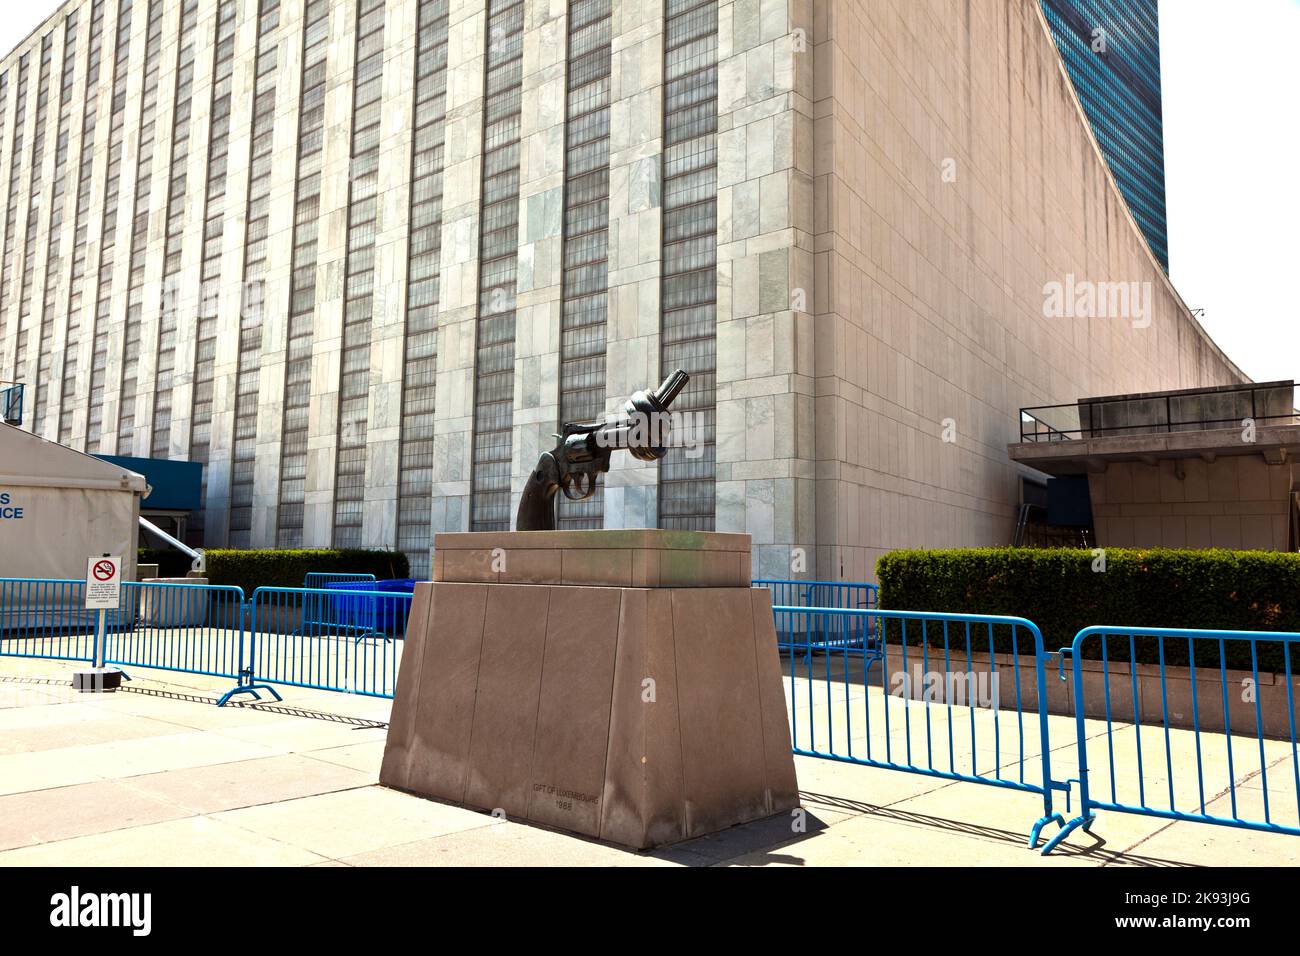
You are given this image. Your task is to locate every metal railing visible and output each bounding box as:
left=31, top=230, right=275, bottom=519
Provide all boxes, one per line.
left=756, top=579, right=879, bottom=654
left=241, top=586, right=413, bottom=701
left=1042, top=625, right=1300, bottom=853
left=0, top=577, right=411, bottom=705
left=298, top=572, right=378, bottom=637
left=773, top=605, right=1067, bottom=847
left=110, top=581, right=246, bottom=681
left=0, top=578, right=97, bottom=661
left=1019, top=381, right=1299, bottom=443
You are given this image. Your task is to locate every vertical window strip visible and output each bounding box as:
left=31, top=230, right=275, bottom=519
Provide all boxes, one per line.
left=227, top=0, right=280, bottom=547
left=85, top=0, right=134, bottom=451
left=0, top=56, right=29, bottom=362
left=115, top=0, right=165, bottom=452
left=274, top=0, right=331, bottom=547
left=469, top=0, right=525, bottom=532
left=149, top=0, right=200, bottom=458
left=34, top=12, right=79, bottom=435
left=13, top=36, right=53, bottom=388
left=331, top=0, right=387, bottom=548
left=187, top=0, right=238, bottom=542
left=32, top=18, right=78, bottom=437
left=0, top=71, right=8, bottom=285
left=556, top=0, right=612, bottom=529
left=658, top=0, right=717, bottom=531
left=59, top=0, right=105, bottom=446
left=395, top=0, right=450, bottom=577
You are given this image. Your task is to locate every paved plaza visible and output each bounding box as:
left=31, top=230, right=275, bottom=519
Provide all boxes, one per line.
left=1, top=656, right=1296, bottom=867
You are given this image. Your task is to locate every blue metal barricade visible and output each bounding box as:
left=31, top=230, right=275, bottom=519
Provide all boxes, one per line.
left=0, top=578, right=97, bottom=662
left=236, top=586, right=412, bottom=702
left=302, top=572, right=377, bottom=588
left=106, top=581, right=247, bottom=681
left=756, top=579, right=879, bottom=654
left=774, top=605, right=1068, bottom=847
left=296, top=572, right=379, bottom=638
left=755, top=579, right=878, bottom=612
left=1042, top=625, right=1300, bottom=854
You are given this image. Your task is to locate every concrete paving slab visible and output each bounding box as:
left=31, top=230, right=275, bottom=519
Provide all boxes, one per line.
left=0, top=749, right=107, bottom=796
left=0, top=713, right=194, bottom=756
left=340, top=818, right=679, bottom=867
left=83, top=692, right=298, bottom=731
left=212, top=787, right=497, bottom=860
left=1123, top=794, right=1300, bottom=866
left=0, top=779, right=195, bottom=851
left=210, top=719, right=389, bottom=754
left=0, top=815, right=329, bottom=867
left=121, top=753, right=372, bottom=815
left=723, top=808, right=1093, bottom=867
left=304, top=741, right=387, bottom=775
left=45, top=730, right=278, bottom=781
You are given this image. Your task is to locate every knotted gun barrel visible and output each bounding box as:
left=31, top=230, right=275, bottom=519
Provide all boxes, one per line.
left=515, top=370, right=690, bottom=531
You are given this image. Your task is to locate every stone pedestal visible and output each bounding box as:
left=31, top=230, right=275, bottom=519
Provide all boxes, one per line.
left=380, top=530, right=799, bottom=849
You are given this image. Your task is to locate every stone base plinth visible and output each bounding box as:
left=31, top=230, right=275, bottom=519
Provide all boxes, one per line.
left=380, top=531, right=798, bottom=849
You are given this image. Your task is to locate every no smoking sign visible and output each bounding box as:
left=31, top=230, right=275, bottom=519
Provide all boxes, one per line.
left=85, top=555, right=122, bottom=610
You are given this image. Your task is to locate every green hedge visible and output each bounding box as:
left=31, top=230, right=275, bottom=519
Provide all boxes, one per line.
left=138, top=547, right=410, bottom=596
left=876, top=548, right=1300, bottom=672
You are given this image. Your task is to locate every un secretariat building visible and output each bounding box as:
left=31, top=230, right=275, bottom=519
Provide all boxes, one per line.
left=0, top=0, right=1242, bottom=580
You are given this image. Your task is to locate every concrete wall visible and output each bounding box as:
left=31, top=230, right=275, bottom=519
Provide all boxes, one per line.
left=805, top=0, right=1243, bottom=583
left=1090, top=458, right=1295, bottom=551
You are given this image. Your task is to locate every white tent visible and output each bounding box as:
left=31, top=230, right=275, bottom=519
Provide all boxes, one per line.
left=0, top=423, right=146, bottom=583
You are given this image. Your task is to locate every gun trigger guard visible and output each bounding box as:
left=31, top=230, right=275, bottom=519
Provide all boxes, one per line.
left=562, top=472, right=592, bottom=500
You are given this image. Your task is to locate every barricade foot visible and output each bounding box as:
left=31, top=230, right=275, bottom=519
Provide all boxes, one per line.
left=1040, top=812, right=1095, bottom=855
left=1027, top=812, right=1065, bottom=849
left=217, top=683, right=284, bottom=707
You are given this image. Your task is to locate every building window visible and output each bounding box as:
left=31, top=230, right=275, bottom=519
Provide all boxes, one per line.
left=658, top=0, right=717, bottom=530
left=395, top=0, right=451, bottom=577
left=469, top=0, right=525, bottom=532
left=227, top=0, right=280, bottom=548
left=32, top=20, right=73, bottom=437
left=115, top=0, right=165, bottom=453
left=59, top=1, right=106, bottom=447
left=188, top=0, right=238, bottom=543
left=275, top=0, right=332, bottom=548
left=332, top=0, right=388, bottom=549
left=554, top=0, right=612, bottom=529
left=86, top=0, right=136, bottom=452
left=0, top=53, right=30, bottom=383
left=151, top=0, right=202, bottom=459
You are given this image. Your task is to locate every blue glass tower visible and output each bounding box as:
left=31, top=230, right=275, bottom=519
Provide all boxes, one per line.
left=1042, top=0, right=1169, bottom=271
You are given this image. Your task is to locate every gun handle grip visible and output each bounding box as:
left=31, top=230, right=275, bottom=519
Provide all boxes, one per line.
left=515, top=459, right=560, bottom=531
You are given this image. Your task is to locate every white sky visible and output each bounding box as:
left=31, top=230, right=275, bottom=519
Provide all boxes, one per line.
left=1162, top=0, right=1300, bottom=384
left=1, top=1, right=1297, bottom=386
left=0, top=6, right=53, bottom=70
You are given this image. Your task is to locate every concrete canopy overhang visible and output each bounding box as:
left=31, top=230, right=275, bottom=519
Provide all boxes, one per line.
left=1007, top=425, right=1300, bottom=476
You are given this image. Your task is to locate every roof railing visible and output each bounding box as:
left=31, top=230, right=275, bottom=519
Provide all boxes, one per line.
left=1019, top=381, right=1299, bottom=443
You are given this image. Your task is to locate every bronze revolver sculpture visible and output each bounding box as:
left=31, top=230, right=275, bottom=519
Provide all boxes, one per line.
left=515, top=370, right=690, bottom=531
